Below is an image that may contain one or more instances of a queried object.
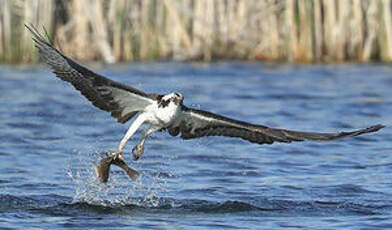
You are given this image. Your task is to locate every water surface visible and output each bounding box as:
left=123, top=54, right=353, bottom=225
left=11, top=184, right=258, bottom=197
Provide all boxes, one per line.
left=0, top=62, right=391, bottom=229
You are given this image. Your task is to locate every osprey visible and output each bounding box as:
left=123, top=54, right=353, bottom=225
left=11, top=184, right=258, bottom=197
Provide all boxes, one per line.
left=27, top=25, right=384, bottom=182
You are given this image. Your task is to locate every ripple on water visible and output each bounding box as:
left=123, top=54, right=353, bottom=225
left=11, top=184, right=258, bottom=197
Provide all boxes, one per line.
left=0, top=63, right=391, bottom=229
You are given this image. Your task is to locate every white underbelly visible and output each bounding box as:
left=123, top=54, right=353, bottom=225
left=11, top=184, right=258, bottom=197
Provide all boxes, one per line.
left=144, top=102, right=179, bottom=127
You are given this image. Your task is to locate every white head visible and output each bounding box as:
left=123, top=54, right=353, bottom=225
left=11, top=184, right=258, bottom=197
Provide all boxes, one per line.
left=159, top=92, right=184, bottom=107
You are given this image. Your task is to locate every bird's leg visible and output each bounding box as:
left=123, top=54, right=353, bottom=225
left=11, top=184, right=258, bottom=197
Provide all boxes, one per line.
left=110, top=114, right=146, bottom=160
left=132, top=126, right=160, bottom=161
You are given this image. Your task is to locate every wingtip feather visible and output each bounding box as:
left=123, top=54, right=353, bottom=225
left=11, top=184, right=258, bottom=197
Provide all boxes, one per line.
left=369, top=124, right=385, bottom=132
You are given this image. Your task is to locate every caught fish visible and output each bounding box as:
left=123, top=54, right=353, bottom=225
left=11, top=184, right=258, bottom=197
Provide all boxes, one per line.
left=96, top=153, right=140, bottom=183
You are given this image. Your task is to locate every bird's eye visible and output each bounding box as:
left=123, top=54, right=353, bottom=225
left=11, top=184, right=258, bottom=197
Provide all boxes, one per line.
left=175, top=93, right=180, bottom=97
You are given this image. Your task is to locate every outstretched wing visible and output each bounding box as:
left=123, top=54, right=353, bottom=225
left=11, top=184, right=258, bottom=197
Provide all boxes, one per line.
left=168, top=106, right=384, bottom=144
left=26, top=25, right=158, bottom=123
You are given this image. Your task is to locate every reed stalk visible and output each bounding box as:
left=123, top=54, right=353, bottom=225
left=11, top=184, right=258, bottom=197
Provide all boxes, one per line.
left=1, top=0, right=391, bottom=63
left=382, top=0, right=392, bottom=61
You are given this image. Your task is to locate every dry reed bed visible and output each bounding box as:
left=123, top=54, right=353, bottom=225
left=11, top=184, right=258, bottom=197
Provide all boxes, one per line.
left=0, top=0, right=391, bottom=63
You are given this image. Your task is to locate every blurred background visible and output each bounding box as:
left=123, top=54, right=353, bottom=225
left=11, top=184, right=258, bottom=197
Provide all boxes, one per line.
left=1, top=0, right=392, bottom=64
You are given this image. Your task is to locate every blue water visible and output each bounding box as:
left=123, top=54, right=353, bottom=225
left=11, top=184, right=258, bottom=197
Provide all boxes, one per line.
left=0, top=62, right=391, bottom=229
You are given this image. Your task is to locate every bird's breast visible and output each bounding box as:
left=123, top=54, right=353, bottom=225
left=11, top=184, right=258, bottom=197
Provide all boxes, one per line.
left=145, top=102, right=180, bottom=126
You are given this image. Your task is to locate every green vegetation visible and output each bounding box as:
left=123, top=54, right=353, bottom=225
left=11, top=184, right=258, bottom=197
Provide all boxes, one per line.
left=1, top=0, right=392, bottom=63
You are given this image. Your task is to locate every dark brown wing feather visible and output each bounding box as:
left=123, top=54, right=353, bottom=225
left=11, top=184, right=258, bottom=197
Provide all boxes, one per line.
left=26, top=25, right=156, bottom=123
left=169, top=106, right=384, bottom=144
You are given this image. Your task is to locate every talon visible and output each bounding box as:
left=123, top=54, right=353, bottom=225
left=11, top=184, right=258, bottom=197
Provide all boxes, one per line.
left=131, top=145, right=139, bottom=154
left=106, top=150, right=115, bottom=157
left=132, top=145, right=143, bottom=161
left=117, top=153, right=124, bottom=161
left=107, top=150, right=123, bottom=161
left=133, top=153, right=140, bottom=161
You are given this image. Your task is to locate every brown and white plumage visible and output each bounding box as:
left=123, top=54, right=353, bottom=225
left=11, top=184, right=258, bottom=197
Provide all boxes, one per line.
left=27, top=25, right=384, bottom=182
left=26, top=25, right=158, bottom=124
left=169, top=108, right=384, bottom=144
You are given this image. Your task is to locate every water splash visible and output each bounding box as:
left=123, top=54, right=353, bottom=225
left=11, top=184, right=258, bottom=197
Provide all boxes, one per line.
left=65, top=148, right=175, bottom=208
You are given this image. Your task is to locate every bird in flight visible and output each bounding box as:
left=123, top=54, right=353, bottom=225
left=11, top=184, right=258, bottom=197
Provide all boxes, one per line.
left=27, top=25, right=384, bottom=182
